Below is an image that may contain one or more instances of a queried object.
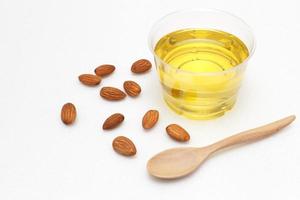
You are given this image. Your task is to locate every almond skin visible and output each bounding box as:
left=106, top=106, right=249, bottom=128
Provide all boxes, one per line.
left=100, top=87, right=126, bottom=101
left=94, top=64, right=115, bottom=77
left=166, top=124, right=190, bottom=142
left=78, top=74, right=101, bottom=86
left=131, top=59, right=152, bottom=74
left=142, top=110, right=159, bottom=129
left=61, top=103, right=76, bottom=125
left=103, top=113, right=124, bottom=130
left=123, top=80, right=141, bottom=97
left=112, top=136, right=137, bottom=156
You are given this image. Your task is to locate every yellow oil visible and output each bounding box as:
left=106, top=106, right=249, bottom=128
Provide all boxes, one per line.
left=154, top=29, right=249, bottom=119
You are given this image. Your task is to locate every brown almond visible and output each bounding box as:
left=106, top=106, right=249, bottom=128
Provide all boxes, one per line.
left=166, top=124, right=190, bottom=142
left=112, top=136, right=137, bottom=156
left=61, top=103, right=76, bottom=125
left=103, top=113, right=124, bottom=130
left=78, top=74, right=101, bottom=86
left=123, top=80, right=141, bottom=97
left=131, top=59, right=152, bottom=74
left=142, top=110, right=159, bottom=129
left=100, top=87, right=126, bottom=101
left=94, top=64, right=115, bottom=77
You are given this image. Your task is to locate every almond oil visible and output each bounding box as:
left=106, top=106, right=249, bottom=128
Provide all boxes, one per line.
left=154, top=29, right=249, bottom=119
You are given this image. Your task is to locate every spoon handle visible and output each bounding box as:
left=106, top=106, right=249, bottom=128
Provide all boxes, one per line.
left=207, top=115, right=296, bottom=153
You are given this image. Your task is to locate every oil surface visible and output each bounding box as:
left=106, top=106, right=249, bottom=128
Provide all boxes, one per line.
left=154, top=29, right=249, bottom=119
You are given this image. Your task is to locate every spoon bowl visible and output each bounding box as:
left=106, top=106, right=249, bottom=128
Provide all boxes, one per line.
left=147, top=147, right=210, bottom=179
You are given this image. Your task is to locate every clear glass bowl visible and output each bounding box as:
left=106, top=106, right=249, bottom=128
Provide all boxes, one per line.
left=148, top=9, right=255, bottom=120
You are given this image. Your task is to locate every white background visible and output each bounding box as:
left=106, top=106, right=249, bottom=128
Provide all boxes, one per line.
left=0, top=0, right=300, bottom=199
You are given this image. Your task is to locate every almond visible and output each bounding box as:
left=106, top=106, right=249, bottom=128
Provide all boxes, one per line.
left=100, top=87, right=126, bottom=101
left=78, top=74, right=101, bottom=86
left=123, top=80, right=141, bottom=97
left=142, top=110, right=159, bottom=129
left=94, top=64, right=115, bottom=77
left=166, top=124, right=190, bottom=142
left=61, top=103, right=76, bottom=125
left=112, top=136, right=137, bottom=156
left=131, top=59, right=152, bottom=74
left=103, top=113, right=124, bottom=130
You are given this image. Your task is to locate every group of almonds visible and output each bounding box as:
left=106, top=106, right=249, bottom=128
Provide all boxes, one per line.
left=61, top=59, right=190, bottom=157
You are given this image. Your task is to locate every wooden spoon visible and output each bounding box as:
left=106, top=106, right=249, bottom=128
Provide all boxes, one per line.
left=147, top=115, right=296, bottom=179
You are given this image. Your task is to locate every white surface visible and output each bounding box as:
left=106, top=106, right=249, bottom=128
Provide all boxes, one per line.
left=0, top=0, right=299, bottom=199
